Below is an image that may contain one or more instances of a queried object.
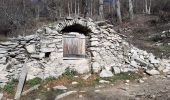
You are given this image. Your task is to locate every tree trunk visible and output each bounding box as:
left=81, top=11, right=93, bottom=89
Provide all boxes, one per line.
left=78, top=0, right=80, bottom=16
left=99, top=0, right=104, bottom=19
left=68, top=1, right=71, bottom=16
left=116, top=0, right=122, bottom=23
left=75, top=0, right=77, bottom=16
left=129, top=0, right=134, bottom=20
left=145, top=0, right=151, bottom=14
left=148, top=0, right=152, bottom=14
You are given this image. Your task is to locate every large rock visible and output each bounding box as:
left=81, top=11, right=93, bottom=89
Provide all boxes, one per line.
left=149, top=54, right=160, bottom=64
left=130, top=60, right=138, bottom=68
left=99, top=69, right=113, bottom=78
left=0, top=72, right=8, bottom=83
left=40, top=48, right=55, bottom=53
left=92, top=62, right=101, bottom=73
left=25, top=44, right=36, bottom=53
left=113, top=67, right=121, bottom=74
left=0, top=57, right=7, bottom=64
left=146, top=69, right=160, bottom=75
left=91, top=41, right=99, bottom=46
left=0, top=49, right=7, bottom=54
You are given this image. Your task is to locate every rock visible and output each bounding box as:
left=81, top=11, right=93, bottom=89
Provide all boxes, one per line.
left=91, top=41, right=99, bottom=46
left=130, top=60, right=138, bottom=68
left=72, top=82, right=78, bottom=85
left=99, top=69, right=113, bottom=78
left=0, top=41, right=18, bottom=46
left=113, top=67, right=121, bottom=74
left=165, top=63, right=170, bottom=69
left=94, top=90, right=101, bottom=92
left=53, top=85, right=67, bottom=90
left=55, top=91, right=77, bottom=100
left=35, top=99, right=41, bottom=100
left=146, top=69, right=160, bottom=75
left=79, top=95, right=83, bottom=98
left=149, top=54, right=160, bottom=64
left=92, top=62, right=101, bottom=73
left=158, top=66, right=165, bottom=71
left=135, top=57, right=148, bottom=66
left=126, top=80, right=130, bottom=83
left=25, top=44, right=36, bottom=53
left=82, top=74, right=91, bottom=80
left=0, top=72, right=8, bottom=83
left=138, top=79, right=144, bottom=83
left=0, top=49, right=7, bottom=54
left=40, top=48, right=55, bottom=53
left=163, top=69, right=169, bottom=73
left=0, top=93, right=3, bottom=100
left=90, top=38, right=99, bottom=41
left=99, top=80, right=110, bottom=84
left=0, top=57, right=7, bottom=64
left=45, top=27, right=52, bottom=34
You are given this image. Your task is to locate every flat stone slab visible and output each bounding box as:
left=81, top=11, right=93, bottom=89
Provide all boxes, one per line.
left=53, top=85, right=67, bottom=90
left=55, top=91, right=77, bottom=100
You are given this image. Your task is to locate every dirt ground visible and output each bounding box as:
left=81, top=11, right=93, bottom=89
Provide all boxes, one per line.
left=61, top=75, right=170, bottom=100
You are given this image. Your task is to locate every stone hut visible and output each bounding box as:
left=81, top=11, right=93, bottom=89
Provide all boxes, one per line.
left=0, top=17, right=169, bottom=83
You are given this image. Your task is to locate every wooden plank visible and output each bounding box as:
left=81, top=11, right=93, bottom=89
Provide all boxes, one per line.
left=14, top=62, right=28, bottom=100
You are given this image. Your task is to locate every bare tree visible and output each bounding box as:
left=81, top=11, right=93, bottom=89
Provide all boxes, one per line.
left=129, top=0, right=134, bottom=20
left=116, top=0, right=122, bottom=23
left=145, top=0, right=152, bottom=14
left=99, top=0, right=104, bottom=19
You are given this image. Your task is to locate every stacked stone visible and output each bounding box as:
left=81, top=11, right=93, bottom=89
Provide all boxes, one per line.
left=0, top=17, right=170, bottom=86
left=91, top=22, right=170, bottom=75
left=0, top=35, right=39, bottom=83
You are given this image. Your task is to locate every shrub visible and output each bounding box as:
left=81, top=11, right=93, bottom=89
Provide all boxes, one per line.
left=63, top=67, right=78, bottom=76
left=3, top=79, right=18, bottom=93
left=3, top=84, right=15, bottom=93
left=26, top=77, right=42, bottom=86
left=45, top=77, right=56, bottom=82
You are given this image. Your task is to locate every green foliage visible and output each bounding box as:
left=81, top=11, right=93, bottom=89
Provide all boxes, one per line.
left=3, top=79, right=18, bottom=93
left=45, top=77, right=56, bottom=82
left=3, top=84, right=15, bottom=93
left=96, top=72, right=142, bottom=83
left=26, top=77, right=42, bottom=86
left=63, top=67, right=78, bottom=76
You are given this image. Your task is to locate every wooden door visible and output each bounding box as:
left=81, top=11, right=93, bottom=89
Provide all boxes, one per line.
left=63, top=34, right=86, bottom=58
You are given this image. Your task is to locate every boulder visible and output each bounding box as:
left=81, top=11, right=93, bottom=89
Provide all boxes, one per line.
left=99, top=69, right=113, bottom=78
left=91, top=41, right=99, bottom=46
left=25, top=44, right=36, bottom=53
left=0, top=72, right=8, bottom=83
left=146, top=69, right=160, bottom=75
left=149, top=54, right=160, bottom=64
left=130, top=60, right=138, bottom=68
left=113, top=67, right=121, bottom=74
left=40, top=48, right=55, bottom=53
left=0, top=49, right=7, bottom=54
left=0, top=57, right=7, bottom=64
left=92, top=62, right=101, bottom=73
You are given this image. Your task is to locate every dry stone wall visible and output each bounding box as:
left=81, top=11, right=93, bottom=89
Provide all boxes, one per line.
left=0, top=17, right=170, bottom=86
